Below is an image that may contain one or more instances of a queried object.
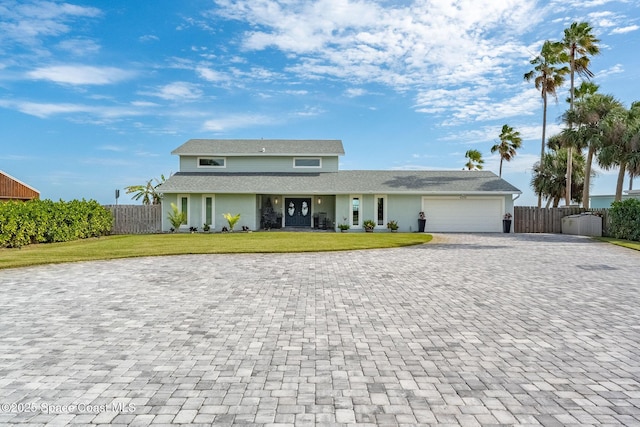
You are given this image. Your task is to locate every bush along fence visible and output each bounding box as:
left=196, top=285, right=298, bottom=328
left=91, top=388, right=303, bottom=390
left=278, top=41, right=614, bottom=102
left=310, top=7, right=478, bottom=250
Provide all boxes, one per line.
left=608, top=199, right=640, bottom=241
left=514, top=206, right=610, bottom=236
left=0, top=199, right=113, bottom=248
left=105, top=204, right=162, bottom=234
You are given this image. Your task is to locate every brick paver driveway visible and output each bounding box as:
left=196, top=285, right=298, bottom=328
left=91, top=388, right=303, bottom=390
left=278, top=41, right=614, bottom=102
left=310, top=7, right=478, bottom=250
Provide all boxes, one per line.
left=1, top=233, right=639, bottom=426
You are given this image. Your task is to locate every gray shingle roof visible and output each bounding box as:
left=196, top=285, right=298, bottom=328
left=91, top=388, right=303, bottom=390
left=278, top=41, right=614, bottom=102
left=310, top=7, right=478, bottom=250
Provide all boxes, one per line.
left=171, top=139, right=345, bottom=156
left=158, top=170, right=521, bottom=195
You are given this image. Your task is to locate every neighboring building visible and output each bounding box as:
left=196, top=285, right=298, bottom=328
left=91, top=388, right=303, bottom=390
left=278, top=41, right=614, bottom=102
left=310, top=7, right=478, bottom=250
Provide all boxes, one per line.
left=0, top=170, right=40, bottom=202
left=590, top=190, right=640, bottom=209
left=158, top=139, right=522, bottom=232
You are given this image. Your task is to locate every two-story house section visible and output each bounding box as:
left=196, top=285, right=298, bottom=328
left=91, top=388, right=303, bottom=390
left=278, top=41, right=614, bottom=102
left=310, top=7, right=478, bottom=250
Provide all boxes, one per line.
left=158, top=139, right=522, bottom=233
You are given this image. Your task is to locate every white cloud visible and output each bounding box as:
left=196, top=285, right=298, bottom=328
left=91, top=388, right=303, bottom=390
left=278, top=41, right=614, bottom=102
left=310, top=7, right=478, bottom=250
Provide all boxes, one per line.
left=203, top=113, right=274, bottom=131
left=139, top=34, right=159, bottom=42
left=151, top=82, right=203, bottom=101
left=211, top=0, right=540, bottom=92
left=0, top=99, right=145, bottom=119
left=596, top=63, right=624, bottom=79
left=27, top=65, right=135, bottom=85
left=196, top=66, right=230, bottom=83
left=611, top=25, right=639, bottom=34
left=344, top=88, right=366, bottom=97
left=98, top=145, right=126, bottom=152
left=0, top=0, right=101, bottom=46
left=56, top=38, right=101, bottom=56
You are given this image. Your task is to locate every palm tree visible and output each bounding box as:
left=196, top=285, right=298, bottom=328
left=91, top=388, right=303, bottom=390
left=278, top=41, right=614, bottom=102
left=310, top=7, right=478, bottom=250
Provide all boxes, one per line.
left=562, top=21, right=600, bottom=206
left=564, top=93, right=624, bottom=208
left=531, top=145, right=586, bottom=207
left=524, top=40, right=569, bottom=206
left=125, top=174, right=166, bottom=205
left=491, top=124, right=523, bottom=177
left=464, top=149, right=484, bottom=170
left=599, top=102, right=640, bottom=200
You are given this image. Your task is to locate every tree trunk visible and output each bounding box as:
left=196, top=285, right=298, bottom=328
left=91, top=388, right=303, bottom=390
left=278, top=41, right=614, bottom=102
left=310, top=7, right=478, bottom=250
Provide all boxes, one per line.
left=566, top=52, right=576, bottom=206
left=615, top=162, right=626, bottom=201
left=582, top=146, right=595, bottom=209
left=499, top=158, right=503, bottom=177
left=539, top=91, right=548, bottom=208
left=566, top=146, right=573, bottom=205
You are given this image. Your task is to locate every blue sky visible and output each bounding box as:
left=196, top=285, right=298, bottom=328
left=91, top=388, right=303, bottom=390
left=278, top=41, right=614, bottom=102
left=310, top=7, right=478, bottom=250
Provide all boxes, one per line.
left=1, top=0, right=639, bottom=206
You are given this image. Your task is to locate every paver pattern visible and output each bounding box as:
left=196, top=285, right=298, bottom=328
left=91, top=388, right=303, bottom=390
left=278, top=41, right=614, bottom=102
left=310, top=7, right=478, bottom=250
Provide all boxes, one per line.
left=1, top=233, right=639, bottom=426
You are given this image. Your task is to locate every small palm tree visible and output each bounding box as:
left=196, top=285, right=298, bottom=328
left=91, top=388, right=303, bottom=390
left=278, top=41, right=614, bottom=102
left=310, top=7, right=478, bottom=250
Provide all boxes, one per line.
left=223, top=213, right=241, bottom=231
left=125, top=175, right=166, bottom=205
left=491, top=124, right=523, bottom=177
left=531, top=146, right=586, bottom=207
left=167, top=202, right=186, bottom=231
left=464, top=149, right=484, bottom=170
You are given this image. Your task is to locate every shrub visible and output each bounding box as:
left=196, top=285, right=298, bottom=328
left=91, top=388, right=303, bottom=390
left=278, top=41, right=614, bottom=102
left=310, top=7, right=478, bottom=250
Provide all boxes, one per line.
left=167, top=203, right=186, bottom=231
left=0, top=199, right=112, bottom=248
left=223, top=213, right=241, bottom=231
left=609, top=198, right=640, bottom=241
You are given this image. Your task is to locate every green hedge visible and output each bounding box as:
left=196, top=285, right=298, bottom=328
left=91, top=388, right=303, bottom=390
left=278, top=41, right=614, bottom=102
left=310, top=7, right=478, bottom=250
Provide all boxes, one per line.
left=0, top=199, right=113, bottom=248
left=609, top=198, right=640, bottom=242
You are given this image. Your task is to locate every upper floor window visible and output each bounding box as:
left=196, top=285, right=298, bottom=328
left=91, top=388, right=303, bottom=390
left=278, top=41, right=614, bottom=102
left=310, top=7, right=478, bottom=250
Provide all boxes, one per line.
left=293, top=157, right=321, bottom=168
left=198, top=157, right=226, bottom=168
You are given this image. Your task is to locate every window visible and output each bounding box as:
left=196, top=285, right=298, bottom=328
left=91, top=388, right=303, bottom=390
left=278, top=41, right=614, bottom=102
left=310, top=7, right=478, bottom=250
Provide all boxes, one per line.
left=293, top=158, right=321, bottom=168
left=376, top=196, right=387, bottom=226
left=351, top=196, right=360, bottom=227
left=203, top=196, right=214, bottom=226
left=179, top=195, right=189, bottom=225
left=198, top=157, right=225, bottom=168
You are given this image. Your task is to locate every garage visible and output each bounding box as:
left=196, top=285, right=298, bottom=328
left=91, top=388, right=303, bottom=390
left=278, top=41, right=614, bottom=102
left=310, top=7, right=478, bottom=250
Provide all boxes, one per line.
left=422, top=196, right=504, bottom=232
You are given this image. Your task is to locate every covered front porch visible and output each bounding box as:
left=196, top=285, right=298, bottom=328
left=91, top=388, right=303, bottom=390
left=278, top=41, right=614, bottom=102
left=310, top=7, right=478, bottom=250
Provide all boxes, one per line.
left=259, top=194, right=336, bottom=230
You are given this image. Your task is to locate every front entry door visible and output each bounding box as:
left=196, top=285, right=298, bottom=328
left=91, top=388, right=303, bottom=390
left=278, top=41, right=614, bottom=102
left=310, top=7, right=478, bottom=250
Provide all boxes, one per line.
left=284, top=198, right=312, bottom=227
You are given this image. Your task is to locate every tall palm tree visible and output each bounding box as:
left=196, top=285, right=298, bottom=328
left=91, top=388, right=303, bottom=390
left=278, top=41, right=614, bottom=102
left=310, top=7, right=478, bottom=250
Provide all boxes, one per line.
left=125, top=174, right=166, bottom=205
left=562, top=21, right=600, bottom=206
left=464, top=149, right=484, bottom=170
left=524, top=40, right=569, bottom=206
left=491, top=124, right=523, bottom=177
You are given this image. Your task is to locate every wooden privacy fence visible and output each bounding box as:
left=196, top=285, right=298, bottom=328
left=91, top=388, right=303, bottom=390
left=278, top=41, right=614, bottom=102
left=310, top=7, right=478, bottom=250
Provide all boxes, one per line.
left=514, top=206, right=610, bottom=235
left=105, top=204, right=162, bottom=234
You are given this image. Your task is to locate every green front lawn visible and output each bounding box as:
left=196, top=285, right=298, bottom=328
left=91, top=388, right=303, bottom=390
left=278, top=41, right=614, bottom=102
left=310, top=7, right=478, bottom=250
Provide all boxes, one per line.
left=596, top=237, right=640, bottom=251
left=0, top=232, right=433, bottom=270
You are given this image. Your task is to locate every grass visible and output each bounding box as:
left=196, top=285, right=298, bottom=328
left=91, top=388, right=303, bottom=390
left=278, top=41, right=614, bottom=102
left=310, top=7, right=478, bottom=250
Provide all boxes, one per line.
left=596, top=236, right=640, bottom=251
left=0, top=232, right=433, bottom=270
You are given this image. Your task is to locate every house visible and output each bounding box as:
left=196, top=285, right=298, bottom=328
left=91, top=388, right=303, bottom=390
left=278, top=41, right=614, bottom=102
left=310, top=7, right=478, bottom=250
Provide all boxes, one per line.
left=0, top=170, right=40, bottom=202
left=590, top=190, right=640, bottom=209
left=158, top=139, right=521, bottom=232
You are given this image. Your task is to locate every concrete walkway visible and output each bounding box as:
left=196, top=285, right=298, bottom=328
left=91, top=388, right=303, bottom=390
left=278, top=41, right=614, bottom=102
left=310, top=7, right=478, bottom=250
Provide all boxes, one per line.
left=0, top=233, right=639, bottom=426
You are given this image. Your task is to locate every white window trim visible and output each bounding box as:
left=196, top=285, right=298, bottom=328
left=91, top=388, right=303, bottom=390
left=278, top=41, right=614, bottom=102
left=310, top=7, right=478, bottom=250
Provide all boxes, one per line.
left=202, top=194, right=215, bottom=229
left=293, top=157, right=322, bottom=168
left=197, top=157, right=226, bottom=168
left=178, top=194, right=190, bottom=228
left=349, top=194, right=362, bottom=229
left=375, top=195, right=387, bottom=229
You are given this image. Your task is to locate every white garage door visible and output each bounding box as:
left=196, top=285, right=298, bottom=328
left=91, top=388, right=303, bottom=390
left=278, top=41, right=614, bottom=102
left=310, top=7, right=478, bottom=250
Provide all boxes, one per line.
left=422, top=197, right=504, bottom=232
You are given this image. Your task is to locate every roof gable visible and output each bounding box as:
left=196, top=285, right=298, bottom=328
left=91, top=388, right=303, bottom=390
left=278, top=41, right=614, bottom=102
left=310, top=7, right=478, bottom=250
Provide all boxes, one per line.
left=172, top=139, right=345, bottom=156
left=0, top=170, right=40, bottom=200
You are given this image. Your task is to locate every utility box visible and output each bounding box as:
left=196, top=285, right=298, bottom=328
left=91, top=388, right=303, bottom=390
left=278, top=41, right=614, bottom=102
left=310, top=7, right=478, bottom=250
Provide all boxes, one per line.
left=561, top=213, right=603, bottom=237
